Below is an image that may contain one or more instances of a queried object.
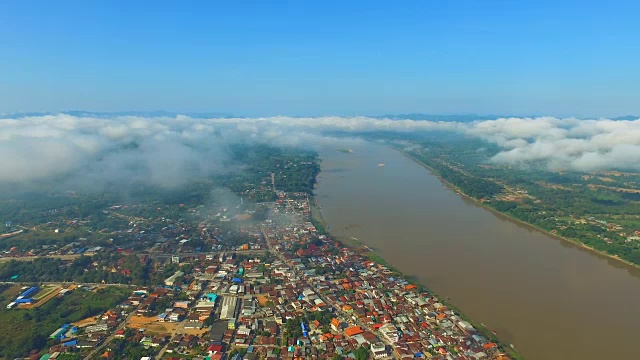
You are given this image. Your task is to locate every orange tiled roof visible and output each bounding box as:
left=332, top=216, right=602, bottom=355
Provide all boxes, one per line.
left=345, top=326, right=364, bottom=337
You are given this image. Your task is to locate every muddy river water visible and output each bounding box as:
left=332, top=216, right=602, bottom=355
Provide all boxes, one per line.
left=314, top=141, right=640, bottom=360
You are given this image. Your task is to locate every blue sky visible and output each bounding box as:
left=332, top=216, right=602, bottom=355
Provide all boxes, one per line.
left=1, top=0, right=639, bottom=117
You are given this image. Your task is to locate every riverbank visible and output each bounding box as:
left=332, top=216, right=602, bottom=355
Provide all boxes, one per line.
left=310, top=183, right=523, bottom=359
left=398, top=149, right=640, bottom=271
left=311, top=196, right=397, bottom=265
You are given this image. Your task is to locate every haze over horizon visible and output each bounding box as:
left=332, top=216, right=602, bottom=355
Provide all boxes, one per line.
left=2, top=0, right=639, bottom=117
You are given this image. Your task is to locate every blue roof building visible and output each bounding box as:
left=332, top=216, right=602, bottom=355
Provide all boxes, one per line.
left=62, top=339, right=78, bottom=347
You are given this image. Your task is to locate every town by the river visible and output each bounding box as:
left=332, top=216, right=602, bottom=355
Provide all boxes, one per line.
left=314, top=141, right=640, bottom=360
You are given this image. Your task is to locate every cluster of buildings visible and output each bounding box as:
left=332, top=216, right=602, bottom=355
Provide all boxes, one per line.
left=569, top=216, right=640, bottom=244
left=92, top=191, right=511, bottom=359
left=0, top=195, right=267, bottom=262
left=91, top=191, right=511, bottom=359
left=19, top=288, right=131, bottom=358
left=6, top=286, right=38, bottom=308
left=2, top=151, right=516, bottom=360
left=260, top=195, right=511, bottom=360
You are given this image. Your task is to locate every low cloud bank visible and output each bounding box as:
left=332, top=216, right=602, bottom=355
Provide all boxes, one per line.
left=466, top=117, right=640, bottom=171
left=0, top=114, right=639, bottom=190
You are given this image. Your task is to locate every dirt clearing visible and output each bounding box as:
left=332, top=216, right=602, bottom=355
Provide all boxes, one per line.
left=256, top=294, right=269, bottom=306
left=73, top=316, right=99, bottom=327
left=127, top=316, right=208, bottom=336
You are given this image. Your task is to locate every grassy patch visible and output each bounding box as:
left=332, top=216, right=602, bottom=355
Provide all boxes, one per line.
left=0, top=286, right=130, bottom=359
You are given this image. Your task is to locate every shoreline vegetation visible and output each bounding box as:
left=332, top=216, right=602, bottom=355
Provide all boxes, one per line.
left=398, top=149, right=640, bottom=271
left=310, top=177, right=523, bottom=359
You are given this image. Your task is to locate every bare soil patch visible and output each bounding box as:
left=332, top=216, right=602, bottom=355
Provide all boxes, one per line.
left=256, top=294, right=269, bottom=306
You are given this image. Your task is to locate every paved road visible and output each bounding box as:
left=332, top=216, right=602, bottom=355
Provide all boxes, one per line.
left=151, top=249, right=267, bottom=259
left=0, top=249, right=267, bottom=263
left=155, top=341, right=171, bottom=359
left=83, top=309, right=138, bottom=360
left=155, top=320, right=187, bottom=359
left=0, top=254, right=84, bottom=262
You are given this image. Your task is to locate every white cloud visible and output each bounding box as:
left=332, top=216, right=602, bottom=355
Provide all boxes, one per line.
left=0, top=113, right=639, bottom=190
left=472, top=117, right=640, bottom=171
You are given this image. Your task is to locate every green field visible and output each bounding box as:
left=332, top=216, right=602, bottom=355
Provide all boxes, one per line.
left=0, top=285, right=130, bottom=359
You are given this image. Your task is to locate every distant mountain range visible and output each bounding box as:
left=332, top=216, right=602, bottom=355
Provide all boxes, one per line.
left=376, top=114, right=640, bottom=122
left=611, top=115, right=639, bottom=120
left=2, top=110, right=234, bottom=119
left=374, top=114, right=508, bottom=122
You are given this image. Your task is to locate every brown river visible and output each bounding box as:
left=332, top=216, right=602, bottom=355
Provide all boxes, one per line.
left=314, top=141, right=640, bottom=360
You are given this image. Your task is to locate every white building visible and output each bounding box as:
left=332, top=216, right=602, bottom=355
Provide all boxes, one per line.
left=164, top=271, right=184, bottom=286
left=371, top=342, right=388, bottom=359
left=379, top=323, right=399, bottom=343
left=220, top=296, right=238, bottom=320
left=236, top=325, right=251, bottom=336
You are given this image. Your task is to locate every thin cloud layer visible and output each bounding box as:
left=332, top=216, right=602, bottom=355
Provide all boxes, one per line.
left=0, top=114, right=639, bottom=189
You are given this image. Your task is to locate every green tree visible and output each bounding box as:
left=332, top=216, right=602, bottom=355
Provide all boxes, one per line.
left=355, top=346, right=369, bottom=360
